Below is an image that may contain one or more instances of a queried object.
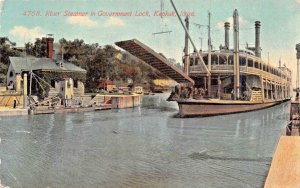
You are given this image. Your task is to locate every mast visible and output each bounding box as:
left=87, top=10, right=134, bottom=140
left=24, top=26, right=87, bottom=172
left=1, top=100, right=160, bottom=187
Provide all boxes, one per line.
left=207, top=11, right=212, bottom=97
left=233, top=9, right=240, bottom=100
left=184, top=16, right=190, bottom=75
left=169, top=0, right=210, bottom=75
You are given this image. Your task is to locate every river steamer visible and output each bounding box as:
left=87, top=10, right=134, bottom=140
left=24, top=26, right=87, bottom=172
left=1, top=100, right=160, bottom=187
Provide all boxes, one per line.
left=116, top=8, right=291, bottom=117
left=170, top=8, right=292, bottom=117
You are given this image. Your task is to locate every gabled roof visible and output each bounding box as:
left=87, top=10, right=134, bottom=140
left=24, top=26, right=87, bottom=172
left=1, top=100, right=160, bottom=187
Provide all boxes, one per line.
left=9, top=56, right=86, bottom=74
left=98, top=80, right=115, bottom=88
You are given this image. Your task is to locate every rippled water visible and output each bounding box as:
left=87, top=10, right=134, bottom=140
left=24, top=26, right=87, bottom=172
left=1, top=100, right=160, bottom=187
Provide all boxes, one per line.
left=0, top=94, right=290, bottom=188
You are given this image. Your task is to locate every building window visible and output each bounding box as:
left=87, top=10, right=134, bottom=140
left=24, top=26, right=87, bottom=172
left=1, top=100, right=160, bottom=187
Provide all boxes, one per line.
left=74, top=80, right=78, bottom=88
left=9, top=71, right=14, bottom=77
left=51, top=80, right=55, bottom=88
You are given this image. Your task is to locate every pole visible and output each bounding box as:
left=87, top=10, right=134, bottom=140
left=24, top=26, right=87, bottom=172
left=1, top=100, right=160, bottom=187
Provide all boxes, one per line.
left=207, top=11, right=212, bottom=97
left=184, top=16, right=190, bottom=75
left=297, top=58, right=300, bottom=101
left=23, top=73, right=28, bottom=109
left=170, top=0, right=210, bottom=75
left=233, top=9, right=240, bottom=100
left=296, top=43, right=300, bottom=101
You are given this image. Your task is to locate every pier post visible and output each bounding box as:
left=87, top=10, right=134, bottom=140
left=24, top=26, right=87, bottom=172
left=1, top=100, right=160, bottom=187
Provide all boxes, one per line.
left=261, top=76, right=265, bottom=102
left=23, top=73, right=28, bottom=109
left=218, top=75, right=221, bottom=99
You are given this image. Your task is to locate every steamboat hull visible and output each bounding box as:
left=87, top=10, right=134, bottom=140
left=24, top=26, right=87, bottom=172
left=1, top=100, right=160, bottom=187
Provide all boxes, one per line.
left=177, top=99, right=290, bottom=117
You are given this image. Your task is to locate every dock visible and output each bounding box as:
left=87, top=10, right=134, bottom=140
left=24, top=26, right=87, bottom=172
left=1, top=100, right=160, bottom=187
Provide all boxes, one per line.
left=0, top=107, right=28, bottom=116
left=32, top=94, right=142, bottom=115
left=264, top=136, right=300, bottom=188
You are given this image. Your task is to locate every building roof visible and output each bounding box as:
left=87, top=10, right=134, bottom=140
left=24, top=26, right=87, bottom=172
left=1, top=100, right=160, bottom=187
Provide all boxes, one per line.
left=9, top=56, right=86, bottom=74
left=98, top=80, right=115, bottom=88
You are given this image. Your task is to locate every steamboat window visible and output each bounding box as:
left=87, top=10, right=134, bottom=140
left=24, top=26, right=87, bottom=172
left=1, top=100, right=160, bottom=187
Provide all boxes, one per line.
left=240, top=57, right=246, bottom=66
left=195, top=57, right=200, bottom=66
left=212, top=55, right=218, bottom=65
left=228, top=55, right=233, bottom=65
left=254, top=61, right=259, bottom=69
left=219, top=55, right=226, bottom=65
left=211, top=78, right=218, bottom=85
left=9, top=71, right=13, bottom=77
left=203, top=55, right=208, bottom=65
left=248, top=59, right=253, bottom=67
left=190, top=58, right=195, bottom=66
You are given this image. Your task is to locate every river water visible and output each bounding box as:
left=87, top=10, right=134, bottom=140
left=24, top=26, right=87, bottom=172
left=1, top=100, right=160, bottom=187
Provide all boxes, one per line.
left=0, top=94, right=290, bottom=188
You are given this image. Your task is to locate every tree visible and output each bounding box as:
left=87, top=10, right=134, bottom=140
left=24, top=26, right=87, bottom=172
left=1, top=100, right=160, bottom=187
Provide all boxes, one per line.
left=0, top=37, right=21, bottom=83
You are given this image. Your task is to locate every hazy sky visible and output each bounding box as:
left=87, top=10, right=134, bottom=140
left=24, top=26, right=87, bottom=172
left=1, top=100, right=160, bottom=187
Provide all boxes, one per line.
left=1, top=0, right=300, bottom=84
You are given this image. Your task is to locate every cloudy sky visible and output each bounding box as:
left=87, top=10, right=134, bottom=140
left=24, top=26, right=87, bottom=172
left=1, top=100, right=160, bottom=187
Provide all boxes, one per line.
left=1, top=0, right=300, bottom=83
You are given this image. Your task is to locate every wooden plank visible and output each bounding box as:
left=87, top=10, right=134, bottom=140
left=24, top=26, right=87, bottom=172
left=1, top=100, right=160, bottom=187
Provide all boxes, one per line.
left=264, top=136, right=300, bottom=188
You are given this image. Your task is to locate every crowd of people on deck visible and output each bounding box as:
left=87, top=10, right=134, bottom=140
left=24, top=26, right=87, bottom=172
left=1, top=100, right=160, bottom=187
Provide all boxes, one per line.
left=169, top=83, right=251, bottom=101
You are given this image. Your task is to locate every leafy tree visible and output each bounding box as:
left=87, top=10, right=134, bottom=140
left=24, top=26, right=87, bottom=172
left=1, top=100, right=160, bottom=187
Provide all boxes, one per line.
left=0, top=37, right=21, bottom=83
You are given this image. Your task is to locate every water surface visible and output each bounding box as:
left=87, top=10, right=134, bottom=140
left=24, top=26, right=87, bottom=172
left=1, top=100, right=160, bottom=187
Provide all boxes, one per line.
left=0, top=94, right=290, bottom=188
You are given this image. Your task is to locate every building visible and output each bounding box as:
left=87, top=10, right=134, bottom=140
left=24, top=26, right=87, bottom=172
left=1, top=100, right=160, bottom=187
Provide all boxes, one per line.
left=98, top=80, right=116, bottom=92
left=6, top=36, right=87, bottom=106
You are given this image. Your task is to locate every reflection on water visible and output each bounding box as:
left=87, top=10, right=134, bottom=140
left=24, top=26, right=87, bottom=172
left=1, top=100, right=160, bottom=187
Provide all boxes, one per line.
left=0, top=94, right=290, bottom=188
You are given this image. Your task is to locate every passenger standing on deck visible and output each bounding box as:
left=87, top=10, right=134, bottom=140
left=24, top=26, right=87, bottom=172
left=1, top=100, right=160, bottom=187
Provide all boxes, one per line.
left=231, top=89, right=234, bottom=100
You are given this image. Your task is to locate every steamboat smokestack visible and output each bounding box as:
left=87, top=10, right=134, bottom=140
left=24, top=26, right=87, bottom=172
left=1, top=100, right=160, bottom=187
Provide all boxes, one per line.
left=224, top=22, right=230, bottom=50
left=255, top=21, right=261, bottom=58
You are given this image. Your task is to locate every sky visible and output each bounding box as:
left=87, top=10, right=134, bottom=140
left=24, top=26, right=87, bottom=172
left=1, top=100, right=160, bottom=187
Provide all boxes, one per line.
left=1, top=0, right=300, bottom=85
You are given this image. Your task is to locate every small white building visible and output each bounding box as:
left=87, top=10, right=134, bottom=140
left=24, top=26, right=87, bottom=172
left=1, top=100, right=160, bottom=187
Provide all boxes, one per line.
left=7, top=57, right=86, bottom=102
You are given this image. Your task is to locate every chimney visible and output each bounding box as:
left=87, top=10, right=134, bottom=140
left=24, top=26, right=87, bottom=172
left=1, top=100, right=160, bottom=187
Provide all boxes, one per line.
left=46, top=34, right=54, bottom=59
left=224, top=22, right=230, bottom=50
left=255, top=21, right=261, bottom=58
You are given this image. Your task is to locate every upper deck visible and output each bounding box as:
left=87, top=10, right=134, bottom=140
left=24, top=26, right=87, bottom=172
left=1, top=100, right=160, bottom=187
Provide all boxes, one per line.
left=188, top=51, right=292, bottom=83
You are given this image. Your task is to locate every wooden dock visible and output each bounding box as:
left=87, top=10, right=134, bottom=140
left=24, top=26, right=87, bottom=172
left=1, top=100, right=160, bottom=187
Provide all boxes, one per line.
left=264, top=136, right=300, bottom=188
left=33, top=94, right=143, bottom=115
